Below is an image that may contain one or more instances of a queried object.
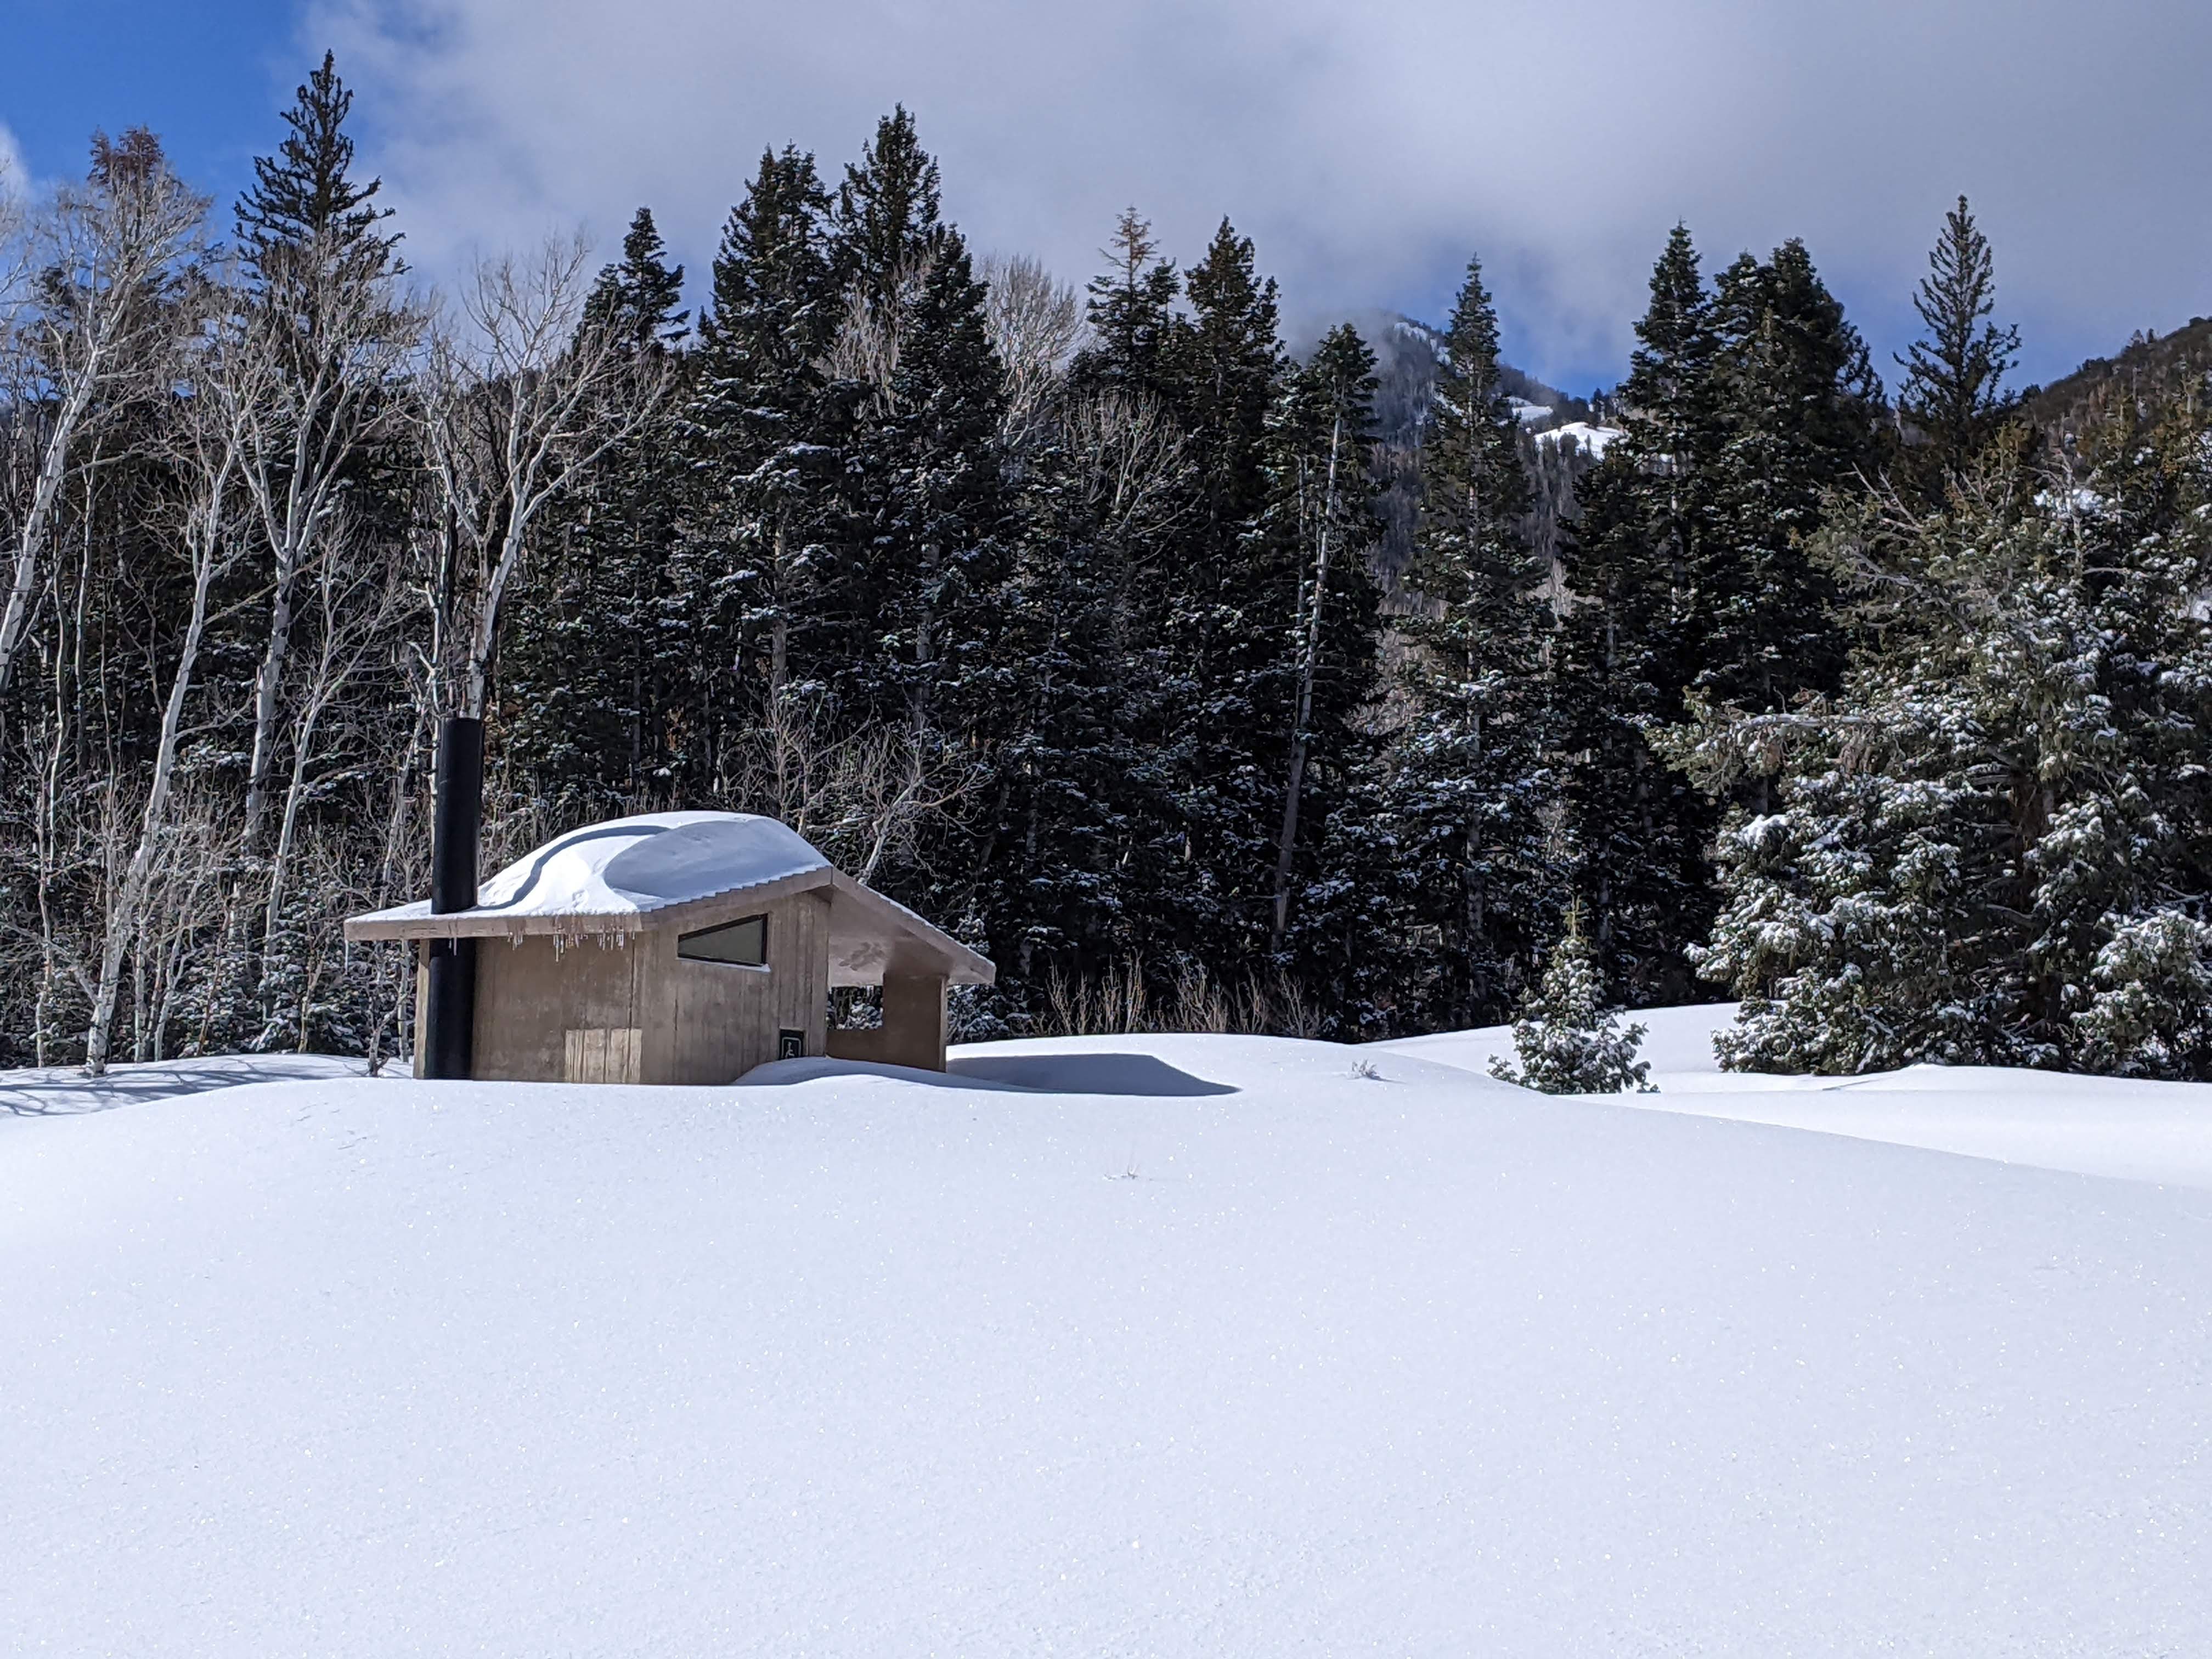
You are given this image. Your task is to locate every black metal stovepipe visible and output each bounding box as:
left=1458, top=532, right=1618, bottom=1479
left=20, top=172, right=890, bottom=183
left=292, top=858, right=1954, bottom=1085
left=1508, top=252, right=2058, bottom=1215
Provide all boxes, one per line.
left=423, top=714, right=482, bottom=1080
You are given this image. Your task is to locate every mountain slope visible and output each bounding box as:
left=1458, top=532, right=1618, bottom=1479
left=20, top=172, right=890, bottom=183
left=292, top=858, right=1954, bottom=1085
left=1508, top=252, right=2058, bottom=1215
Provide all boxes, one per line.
left=2021, top=314, right=2212, bottom=435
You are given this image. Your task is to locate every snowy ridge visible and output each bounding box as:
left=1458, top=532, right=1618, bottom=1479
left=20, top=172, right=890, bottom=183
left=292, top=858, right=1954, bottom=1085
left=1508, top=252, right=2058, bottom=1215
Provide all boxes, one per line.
left=3, top=1025, right=2207, bottom=1653
left=1536, top=418, right=1624, bottom=459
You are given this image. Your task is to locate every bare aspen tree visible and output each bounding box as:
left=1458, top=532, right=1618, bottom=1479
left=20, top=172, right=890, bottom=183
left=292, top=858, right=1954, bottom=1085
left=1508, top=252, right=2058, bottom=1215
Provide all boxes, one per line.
left=131, top=788, right=224, bottom=1062
left=1062, top=391, right=1190, bottom=548
left=415, top=236, right=669, bottom=719
left=82, top=262, right=249, bottom=1077
left=236, top=240, right=419, bottom=850
left=0, top=131, right=207, bottom=697
left=0, top=154, right=29, bottom=323
left=261, top=514, right=403, bottom=975
left=743, top=718, right=978, bottom=888
left=981, top=253, right=1083, bottom=450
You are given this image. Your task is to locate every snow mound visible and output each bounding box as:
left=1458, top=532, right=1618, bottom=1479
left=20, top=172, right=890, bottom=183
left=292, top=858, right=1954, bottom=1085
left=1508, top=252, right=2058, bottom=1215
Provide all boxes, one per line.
left=353, top=810, right=830, bottom=930
left=1382, top=1002, right=2212, bottom=1191
left=1380, top=1000, right=1736, bottom=1077
left=3, top=1033, right=2207, bottom=1654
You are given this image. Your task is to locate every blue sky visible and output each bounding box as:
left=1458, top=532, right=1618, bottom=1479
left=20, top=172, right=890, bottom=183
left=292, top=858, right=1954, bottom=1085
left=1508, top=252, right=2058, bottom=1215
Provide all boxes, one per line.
left=4, top=1, right=2207, bottom=397
left=0, top=0, right=303, bottom=211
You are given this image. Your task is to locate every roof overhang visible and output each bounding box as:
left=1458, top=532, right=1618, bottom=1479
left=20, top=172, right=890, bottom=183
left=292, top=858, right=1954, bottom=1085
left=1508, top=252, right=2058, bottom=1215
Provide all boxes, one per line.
left=825, top=872, right=995, bottom=986
left=345, top=866, right=994, bottom=986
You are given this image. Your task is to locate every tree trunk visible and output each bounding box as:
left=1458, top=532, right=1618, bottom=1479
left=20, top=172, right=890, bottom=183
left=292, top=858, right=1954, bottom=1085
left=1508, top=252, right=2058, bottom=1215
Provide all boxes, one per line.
left=1271, top=414, right=1345, bottom=952
left=0, top=366, right=101, bottom=696
left=240, top=549, right=300, bottom=850
left=82, top=487, right=227, bottom=1075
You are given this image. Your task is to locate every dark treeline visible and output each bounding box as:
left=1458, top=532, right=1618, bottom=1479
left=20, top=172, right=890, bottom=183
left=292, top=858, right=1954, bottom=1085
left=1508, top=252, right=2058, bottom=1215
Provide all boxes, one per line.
left=5, top=61, right=2210, bottom=1077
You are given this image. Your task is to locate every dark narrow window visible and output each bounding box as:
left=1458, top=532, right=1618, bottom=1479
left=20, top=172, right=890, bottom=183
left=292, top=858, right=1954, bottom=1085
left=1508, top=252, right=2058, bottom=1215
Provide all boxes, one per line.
left=678, top=915, right=768, bottom=967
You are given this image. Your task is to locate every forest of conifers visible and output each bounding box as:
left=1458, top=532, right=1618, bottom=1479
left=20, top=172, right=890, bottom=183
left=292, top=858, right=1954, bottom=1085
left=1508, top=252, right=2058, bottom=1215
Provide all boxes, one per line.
left=5, top=54, right=2211, bottom=1077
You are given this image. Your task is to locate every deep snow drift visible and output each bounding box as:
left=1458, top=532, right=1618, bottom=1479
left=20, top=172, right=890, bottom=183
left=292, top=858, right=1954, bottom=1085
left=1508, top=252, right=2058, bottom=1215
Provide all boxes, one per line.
left=1384, top=1002, right=2212, bottom=1192
left=4, top=1030, right=2208, bottom=1655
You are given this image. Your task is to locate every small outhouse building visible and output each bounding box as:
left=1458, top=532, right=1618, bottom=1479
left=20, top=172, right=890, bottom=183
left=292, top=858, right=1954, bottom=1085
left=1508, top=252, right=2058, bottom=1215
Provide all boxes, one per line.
left=344, top=811, right=994, bottom=1082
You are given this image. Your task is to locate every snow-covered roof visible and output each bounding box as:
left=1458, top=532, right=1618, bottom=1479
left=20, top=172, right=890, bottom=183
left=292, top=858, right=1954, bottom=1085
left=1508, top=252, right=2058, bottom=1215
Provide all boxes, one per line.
left=344, top=811, right=994, bottom=984
left=351, top=812, right=828, bottom=933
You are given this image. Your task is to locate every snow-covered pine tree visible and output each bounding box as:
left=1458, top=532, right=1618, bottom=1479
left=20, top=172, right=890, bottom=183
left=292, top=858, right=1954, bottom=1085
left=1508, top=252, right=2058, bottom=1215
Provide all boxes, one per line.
left=681, top=145, right=839, bottom=800
left=1556, top=230, right=1880, bottom=1002
left=967, top=212, right=1193, bottom=1009
left=823, top=110, right=1012, bottom=746
left=1678, top=387, right=2212, bottom=1076
left=972, top=373, right=1192, bottom=1008
left=1381, top=255, right=1558, bottom=1029
left=1489, top=910, right=1652, bottom=1093
left=1141, top=219, right=1293, bottom=977
left=2073, top=912, right=2212, bottom=1081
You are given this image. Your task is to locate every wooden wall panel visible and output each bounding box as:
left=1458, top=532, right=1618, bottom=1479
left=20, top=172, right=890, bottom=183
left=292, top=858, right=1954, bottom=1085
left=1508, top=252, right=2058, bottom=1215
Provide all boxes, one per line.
left=472, top=934, right=642, bottom=1082
left=465, top=887, right=839, bottom=1085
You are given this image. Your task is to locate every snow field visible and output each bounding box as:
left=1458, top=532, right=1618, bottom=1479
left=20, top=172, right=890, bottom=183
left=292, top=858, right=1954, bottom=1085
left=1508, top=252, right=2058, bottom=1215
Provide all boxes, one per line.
left=3, top=1032, right=2208, bottom=1655
left=1383, top=1002, right=2212, bottom=1192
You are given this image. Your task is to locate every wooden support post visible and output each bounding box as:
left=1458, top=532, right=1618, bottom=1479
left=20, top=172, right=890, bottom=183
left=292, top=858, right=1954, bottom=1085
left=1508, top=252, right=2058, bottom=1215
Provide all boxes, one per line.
left=879, top=973, right=949, bottom=1071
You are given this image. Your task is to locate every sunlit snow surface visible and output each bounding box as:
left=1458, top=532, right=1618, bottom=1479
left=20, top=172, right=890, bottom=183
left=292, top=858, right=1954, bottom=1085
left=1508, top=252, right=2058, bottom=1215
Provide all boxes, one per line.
left=1383, top=1003, right=2212, bottom=1192
left=4, top=1028, right=2209, bottom=1655
left=1536, top=418, right=1623, bottom=459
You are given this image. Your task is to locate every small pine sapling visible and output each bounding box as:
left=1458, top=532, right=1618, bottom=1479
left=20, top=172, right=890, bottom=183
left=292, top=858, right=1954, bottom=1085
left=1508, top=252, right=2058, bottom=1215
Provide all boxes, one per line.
left=1490, top=913, right=1654, bottom=1094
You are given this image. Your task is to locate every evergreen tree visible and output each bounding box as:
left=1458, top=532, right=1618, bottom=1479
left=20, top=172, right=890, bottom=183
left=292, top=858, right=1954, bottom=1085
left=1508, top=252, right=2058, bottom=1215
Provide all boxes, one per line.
left=1897, top=196, right=2020, bottom=487
left=861, top=230, right=1014, bottom=738
left=1489, top=912, right=1652, bottom=1093
left=2074, top=912, right=2212, bottom=1081
left=1681, top=393, right=2212, bottom=1075
left=832, top=104, right=944, bottom=302
left=1557, top=229, right=1879, bottom=1001
left=1696, top=240, right=1878, bottom=730
left=1384, top=255, right=1557, bottom=1028
left=682, top=146, right=839, bottom=797
left=1554, top=227, right=1724, bottom=1003
left=970, top=382, right=1190, bottom=1002
left=968, top=210, right=1201, bottom=1005
left=1144, top=219, right=1290, bottom=972
left=235, top=51, right=401, bottom=294
left=820, top=113, right=1015, bottom=938
left=1619, top=223, right=1720, bottom=563
left=1263, top=324, right=1384, bottom=953
left=1069, top=208, right=1184, bottom=403
left=225, top=49, right=417, bottom=1037
left=504, top=208, right=690, bottom=811
left=1173, top=219, right=1283, bottom=539
left=816, top=112, right=1009, bottom=732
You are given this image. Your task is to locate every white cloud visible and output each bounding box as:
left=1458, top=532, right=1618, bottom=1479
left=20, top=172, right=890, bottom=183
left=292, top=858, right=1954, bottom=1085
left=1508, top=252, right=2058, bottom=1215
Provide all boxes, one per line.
left=0, top=120, right=29, bottom=202
left=307, top=0, right=2212, bottom=389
